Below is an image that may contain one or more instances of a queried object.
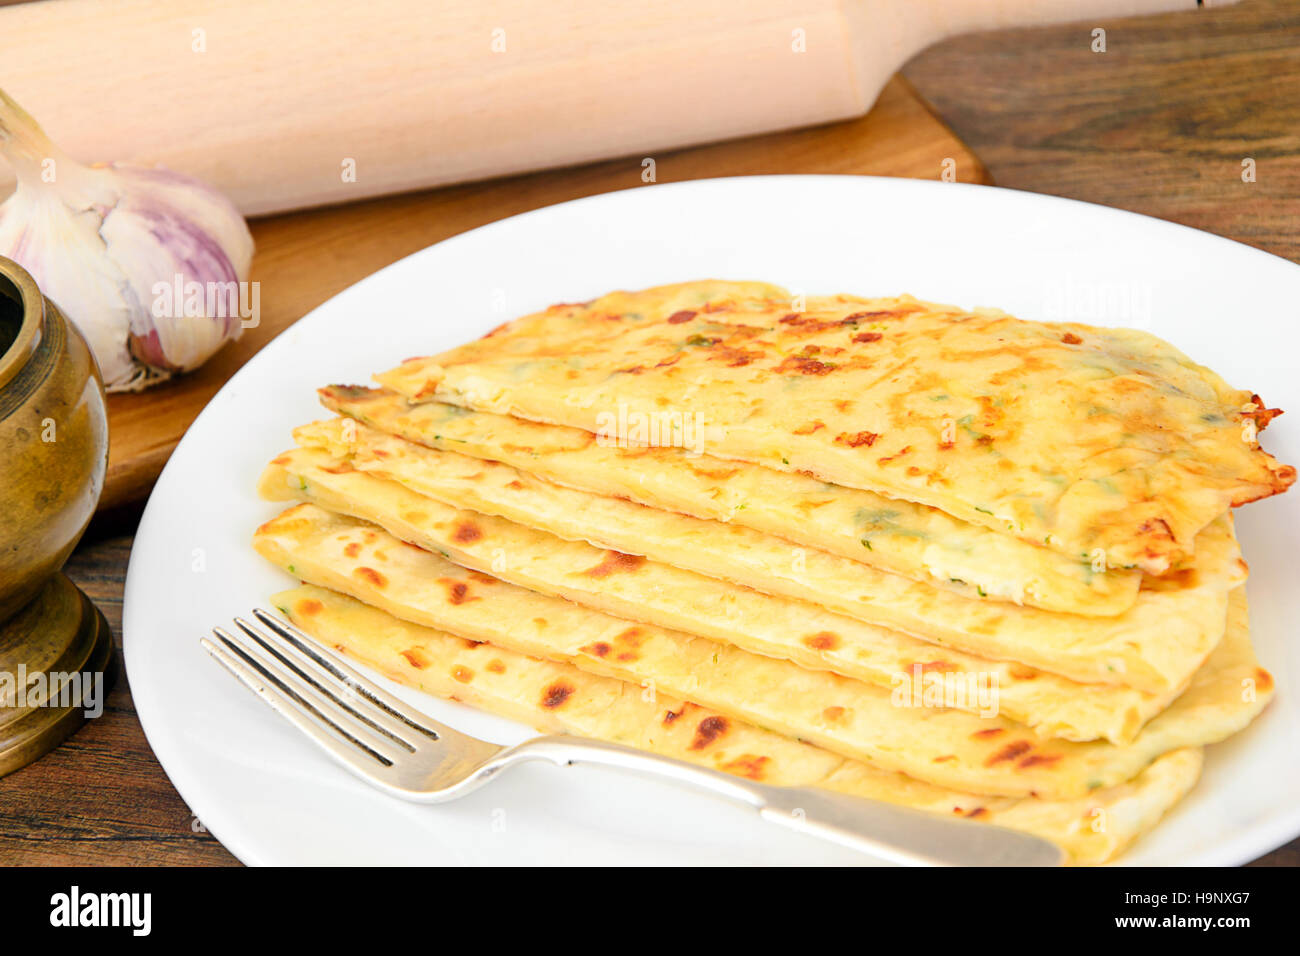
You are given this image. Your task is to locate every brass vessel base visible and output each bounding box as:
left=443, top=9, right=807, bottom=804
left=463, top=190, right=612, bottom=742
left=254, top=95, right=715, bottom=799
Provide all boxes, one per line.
left=0, top=573, right=116, bottom=777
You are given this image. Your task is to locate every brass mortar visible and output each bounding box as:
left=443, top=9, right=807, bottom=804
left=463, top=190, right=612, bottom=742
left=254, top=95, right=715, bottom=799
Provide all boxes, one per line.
left=0, top=255, right=114, bottom=775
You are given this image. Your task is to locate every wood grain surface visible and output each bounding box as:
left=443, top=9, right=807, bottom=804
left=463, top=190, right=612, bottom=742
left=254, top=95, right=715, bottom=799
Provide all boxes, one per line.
left=100, top=74, right=987, bottom=511
left=5, top=0, right=1299, bottom=866
left=0, top=530, right=236, bottom=866
left=904, top=0, right=1300, bottom=263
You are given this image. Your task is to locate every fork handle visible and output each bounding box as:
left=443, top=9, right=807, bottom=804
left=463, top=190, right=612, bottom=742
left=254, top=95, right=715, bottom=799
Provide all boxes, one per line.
left=501, top=735, right=1064, bottom=866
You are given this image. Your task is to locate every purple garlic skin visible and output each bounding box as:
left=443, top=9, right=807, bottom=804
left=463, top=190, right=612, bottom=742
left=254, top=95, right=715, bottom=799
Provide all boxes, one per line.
left=107, top=166, right=254, bottom=374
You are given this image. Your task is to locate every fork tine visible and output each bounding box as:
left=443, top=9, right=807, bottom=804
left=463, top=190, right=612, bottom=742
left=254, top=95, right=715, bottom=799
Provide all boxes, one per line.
left=200, top=635, right=394, bottom=777
left=233, top=615, right=418, bottom=751
left=206, top=625, right=409, bottom=767
left=251, top=607, right=445, bottom=740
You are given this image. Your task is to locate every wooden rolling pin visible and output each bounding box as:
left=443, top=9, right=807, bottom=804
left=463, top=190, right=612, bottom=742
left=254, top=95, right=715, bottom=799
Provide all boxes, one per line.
left=0, top=0, right=1224, bottom=215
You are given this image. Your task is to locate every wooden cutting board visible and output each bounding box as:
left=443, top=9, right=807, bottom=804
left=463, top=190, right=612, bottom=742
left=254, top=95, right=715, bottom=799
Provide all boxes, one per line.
left=99, top=75, right=990, bottom=512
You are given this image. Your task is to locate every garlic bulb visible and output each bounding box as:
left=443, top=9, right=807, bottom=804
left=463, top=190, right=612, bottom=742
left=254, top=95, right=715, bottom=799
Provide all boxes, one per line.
left=0, top=88, right=253, bottom=391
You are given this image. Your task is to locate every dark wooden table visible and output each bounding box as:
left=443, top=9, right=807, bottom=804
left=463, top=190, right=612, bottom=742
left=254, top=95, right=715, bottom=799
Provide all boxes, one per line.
left=5, top=0, right=1298, bottom=866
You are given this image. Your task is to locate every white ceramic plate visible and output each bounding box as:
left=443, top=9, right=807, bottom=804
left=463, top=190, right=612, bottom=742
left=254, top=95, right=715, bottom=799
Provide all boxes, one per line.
left=123, top=176, right=1300, bottom=866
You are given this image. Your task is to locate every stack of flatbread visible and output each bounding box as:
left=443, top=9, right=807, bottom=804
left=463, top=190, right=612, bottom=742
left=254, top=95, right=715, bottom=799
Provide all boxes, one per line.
left=253, top=280, right=1294, bottom=864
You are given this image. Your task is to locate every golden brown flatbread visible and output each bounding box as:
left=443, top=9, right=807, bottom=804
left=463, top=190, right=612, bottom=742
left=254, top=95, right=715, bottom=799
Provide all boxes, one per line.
left=264, top=439, right=1243, bottom=696
left=376, top=281, right=1293, bottom=574
left=318, top=385, right=1143, bottom=617
left=251, top=503, right=1272, bottom=800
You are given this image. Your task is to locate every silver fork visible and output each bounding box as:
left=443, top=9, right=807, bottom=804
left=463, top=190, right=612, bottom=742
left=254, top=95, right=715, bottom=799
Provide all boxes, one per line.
left=200, top=609, right=1065, bottom=866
